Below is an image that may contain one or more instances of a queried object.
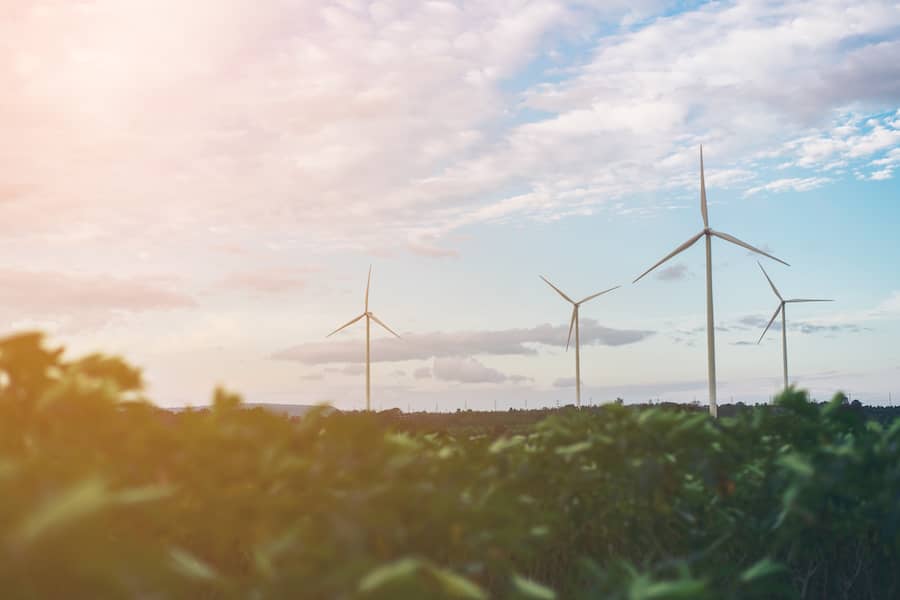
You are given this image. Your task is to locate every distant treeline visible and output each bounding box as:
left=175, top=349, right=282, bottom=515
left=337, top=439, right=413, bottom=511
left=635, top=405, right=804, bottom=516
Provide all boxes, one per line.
left=375, top=397, right=897, bottom=435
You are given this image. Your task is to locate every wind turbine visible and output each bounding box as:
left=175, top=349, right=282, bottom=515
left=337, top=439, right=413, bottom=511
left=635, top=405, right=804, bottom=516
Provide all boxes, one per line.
left=326, top=266, right=400, bottom=411
left=633, top=146, right=789, bottom=417
left=540, top=275, right=619, bottom=408
left=756, top=261, right=832, bottom=390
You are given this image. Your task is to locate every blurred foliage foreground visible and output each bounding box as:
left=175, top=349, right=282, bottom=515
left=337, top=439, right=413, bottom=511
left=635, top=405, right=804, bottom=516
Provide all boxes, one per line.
left=1, top=332, right=899, bottom=599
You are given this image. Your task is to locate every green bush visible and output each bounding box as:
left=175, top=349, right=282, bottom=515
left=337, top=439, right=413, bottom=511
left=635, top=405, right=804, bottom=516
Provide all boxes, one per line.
left=0, top=332, right=897, bottom=598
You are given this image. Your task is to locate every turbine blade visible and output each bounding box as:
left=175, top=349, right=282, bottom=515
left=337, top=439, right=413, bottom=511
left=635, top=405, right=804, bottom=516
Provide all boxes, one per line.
left=540, top=275, right=574, bottom=304
left=757, top=303, right=783, bottom=344
left=700, top=145, right=709, bottom=229
left=632, top=231, right=704, bottom=283
left=365, top=265, right=372, bottom=311
left=785, top=298, right=834, bottom=303
left=578, top=285, right=620, bottom=304
left=327, top=313, right=366, bottom=337
left=710, top=230, right=789, bottom=266
left=565, top=306, right=576, bottom=351
left=369, top=313, right=401, bottom=338
left=757, top=261, right=783, bottom=301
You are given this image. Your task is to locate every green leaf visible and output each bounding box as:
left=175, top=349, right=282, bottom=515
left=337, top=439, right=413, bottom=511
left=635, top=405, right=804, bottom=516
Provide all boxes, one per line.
left=359, top=558, right=423, bottom=592
left=429, top=565, right=488, bottom=599
left=592, top=433, right=614, bottom=445
left=666, top=414, right=708, bottom=439
left=636, top=579, right=707, bottom=599
left=555, top=440, right=592, bottom=456
left=384, top=432, right=423, bottom=451
left=438, top=446, right=457, bottom=459
left=530, top=525, right=550, bottom=537
left=254, top=528, right=300, bottom=579
left=15, top=478, right=110, bottom=543
left=774, top=484, right=801, bottom=529
left=511, top=574, right=556, bottom=599
left=112, top=484, right=175, bottom=505
left=0, top=459, right=18, bottom=480
left=866, top=420, right=883, bottom=433
left=777, top=453, right=814, bottom=478
left=740, top=557, right=786, bottom=583
left=170, top=547, right=218, bottom=581
left=887, top=416, right=900, bottom=438
left=489, top=436, right=525, bottom=453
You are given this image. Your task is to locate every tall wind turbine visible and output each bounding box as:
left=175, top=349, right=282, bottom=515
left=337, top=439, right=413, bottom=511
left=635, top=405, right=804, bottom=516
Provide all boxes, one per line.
left=540, top=275, right=619, bottom=408
left=756, top=262, right=832, bottom=390
left=326, top=266, right=400, bottom=411
left=633, top=146, right=789, bottom=417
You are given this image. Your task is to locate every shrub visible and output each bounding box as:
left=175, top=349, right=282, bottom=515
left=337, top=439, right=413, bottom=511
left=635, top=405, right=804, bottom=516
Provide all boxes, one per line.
left=0, top=333, right=897, bottom=598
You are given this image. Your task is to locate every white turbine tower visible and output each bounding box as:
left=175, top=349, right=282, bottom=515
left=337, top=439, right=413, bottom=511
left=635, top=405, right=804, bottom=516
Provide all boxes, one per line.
left=326, top=266, right=400, bottom=411
left=540, top=275, right=619, bottom=409
left=756, top=261, right=833, bottom=390
left=633, top=146, right=789, bottom=418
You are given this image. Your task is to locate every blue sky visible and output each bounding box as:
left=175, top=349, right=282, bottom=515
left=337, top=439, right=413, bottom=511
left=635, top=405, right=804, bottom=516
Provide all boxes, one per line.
left=2, top=0, right=899, bottom=410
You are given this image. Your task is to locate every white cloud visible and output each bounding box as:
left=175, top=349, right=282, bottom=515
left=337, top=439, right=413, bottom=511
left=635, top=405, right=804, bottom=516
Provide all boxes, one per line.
left=734, top=290, right=900, bottom=340
left=780, top=114, right=900, bottom=175
left=656, top=263, right=689, bottom=282
left=553, top=377, right=576, bottom=388
left=873, top=147, right=900, bottom=166
left=0, top=0, right=586, bottom=251
left=821, top=291, right=900, bottom=325
left=416, top=0, right=900, bottom=234
left=406, top=240, right=459, bottom=259
left=0, top=268, right=194, bottom=335
left=744, top=177, right=831, bottom=197
left=432, top=356, right=508, bottom=384
left=324, top=364, right=366, bottom=376
left=0, top=268, right=193, bottom=313
left=737, top=314, right=864, bottom=337
left=871, top=291, right=900, bottom=319
left=219, top=267, right=315, bottom=294
left=3, top=0, right=898, bottom=259
left=271, top=318, right=655, bottom=364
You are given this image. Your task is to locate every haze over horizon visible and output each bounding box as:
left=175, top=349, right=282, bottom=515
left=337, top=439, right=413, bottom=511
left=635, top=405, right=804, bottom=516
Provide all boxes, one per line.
left=3, top=0, right=899, bottom=410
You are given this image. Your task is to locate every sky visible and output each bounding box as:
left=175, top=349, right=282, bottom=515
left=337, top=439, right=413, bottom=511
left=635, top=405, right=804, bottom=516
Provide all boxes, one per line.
left=2, top=0, right=899, bottom=411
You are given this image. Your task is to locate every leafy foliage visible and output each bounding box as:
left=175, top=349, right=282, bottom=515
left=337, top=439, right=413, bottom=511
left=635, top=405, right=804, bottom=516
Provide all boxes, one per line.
left=0, top=332, right=897, bottom=598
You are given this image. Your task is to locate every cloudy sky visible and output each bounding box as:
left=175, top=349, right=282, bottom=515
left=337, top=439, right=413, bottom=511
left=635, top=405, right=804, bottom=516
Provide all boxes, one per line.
left=3, top=0, right=899, bottom=410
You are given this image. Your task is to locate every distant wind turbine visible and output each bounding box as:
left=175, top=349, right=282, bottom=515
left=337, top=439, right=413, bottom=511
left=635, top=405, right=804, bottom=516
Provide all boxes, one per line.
left=756, top=261, right=833, bottom=390
left=633, top=146, right=789, bottom=417
left=326, top=266, right=400, bottom=411
left=540, top=275, right=619, bottom=409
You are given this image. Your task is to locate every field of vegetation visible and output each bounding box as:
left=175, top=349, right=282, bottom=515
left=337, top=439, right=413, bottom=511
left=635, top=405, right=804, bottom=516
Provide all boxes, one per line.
left=1, top=331, right=898, bottom=599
